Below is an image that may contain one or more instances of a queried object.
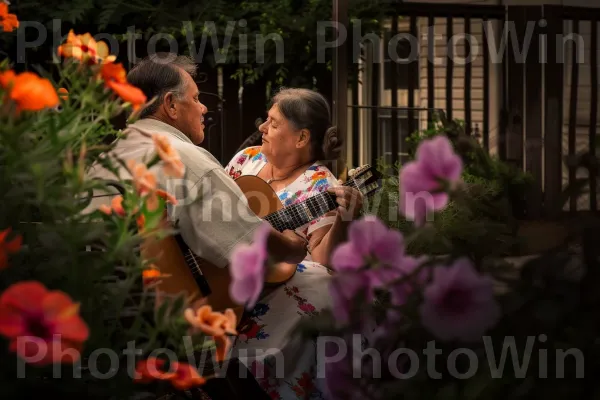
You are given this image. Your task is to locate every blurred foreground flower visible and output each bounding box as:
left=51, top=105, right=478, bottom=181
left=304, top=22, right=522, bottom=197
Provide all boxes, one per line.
left=0, top=2, right=18, bottom=32
left=329, top=216, right=407, bottom=322
left=228, top=222, right=271, bottom=309
left=0, top=227, right=22, bottom=269
left=399, top=135, right=462, bottom=226
left=134, top=357, right=206, bottom=390
left=153, top=134, right=186, bottom=178
left=419, top=258, right=500, bottom=342
left=100, top=62, right=146, bottom=110
left=0, top=70, right=59, bottom=112
left=0, top=281, right=89, bottom=365
left=185, top=305, right=237, bottom=362
left=57, top=30, right=116, bottom=64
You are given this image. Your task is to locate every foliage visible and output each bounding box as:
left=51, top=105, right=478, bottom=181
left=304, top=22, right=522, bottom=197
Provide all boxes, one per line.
left=0, top=20, right=221, bottom=399
left=366, top=111, right=532, bottom=259
left=11, top=0, right=392, bottom=89
left=294, top=133, right=600, bottom=400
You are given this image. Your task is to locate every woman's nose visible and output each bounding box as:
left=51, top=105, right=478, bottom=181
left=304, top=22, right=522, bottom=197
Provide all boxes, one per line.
left=258, top=120, right=268, bottom=133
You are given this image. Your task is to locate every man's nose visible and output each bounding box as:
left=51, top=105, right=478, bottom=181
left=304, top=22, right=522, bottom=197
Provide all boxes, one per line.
left=200, top=103, right=208, bottom=114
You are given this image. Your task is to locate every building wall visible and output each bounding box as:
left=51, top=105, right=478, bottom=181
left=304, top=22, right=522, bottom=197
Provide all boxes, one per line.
left=349, top=0, right=600, bottom=211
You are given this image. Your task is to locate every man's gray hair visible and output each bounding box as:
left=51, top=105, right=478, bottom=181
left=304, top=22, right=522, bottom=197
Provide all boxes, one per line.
left=127, top=53, right=198, bottom=118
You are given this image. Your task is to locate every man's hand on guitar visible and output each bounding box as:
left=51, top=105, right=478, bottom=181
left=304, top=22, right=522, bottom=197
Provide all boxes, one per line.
left=327, top=185, right=364, bottom=221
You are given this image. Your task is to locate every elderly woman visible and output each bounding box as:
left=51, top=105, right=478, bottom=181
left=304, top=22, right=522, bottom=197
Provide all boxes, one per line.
left=225, top=88, right=363, bottom=399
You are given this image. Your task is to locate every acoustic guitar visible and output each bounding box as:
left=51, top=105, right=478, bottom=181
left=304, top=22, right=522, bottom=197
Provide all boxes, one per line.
left=141, top=164, right=381, bottom=318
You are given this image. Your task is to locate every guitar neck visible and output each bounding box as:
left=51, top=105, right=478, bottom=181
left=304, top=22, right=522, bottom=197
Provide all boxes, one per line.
left=263, top=181, right=356, bottom=232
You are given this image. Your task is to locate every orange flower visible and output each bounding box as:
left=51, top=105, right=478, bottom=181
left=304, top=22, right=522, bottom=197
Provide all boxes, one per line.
left=0, top=70, right=59, bottom=112
left=169, top=361, right=207, bottom=390
left=134, top=358, right=206, bottom=390
left=184, top=305, right=237, bottom=362
left=134, top=357, right=176, bottom=383
left=126, top=160, right=167, bottom=211
left=136, top=213, right=146, bottom=232
left=100, top=62, right=146, bottom=110
left=142, top=267, right=170, bottom=286
left=98, top=195, right=126, bottom=217
left=58, top=88, right=68, bottom=101
left=152, top=134, right=185, bottom=178
left=0, top=227, right=21, bottom=270
left=127, top=160, right=157, bottom=197
left=0, top=281, right=89, bottom=366
left=0, top=3, right=18, bottom=32
left=57, top=30, right=115, bottom=65
left=156, top=189, right=178, bottom=205
left=0, top=69, right=15, bottom=88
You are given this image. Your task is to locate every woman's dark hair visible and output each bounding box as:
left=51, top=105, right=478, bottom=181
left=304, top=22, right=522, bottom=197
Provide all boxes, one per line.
left=270, top=88, right=343, bottom=161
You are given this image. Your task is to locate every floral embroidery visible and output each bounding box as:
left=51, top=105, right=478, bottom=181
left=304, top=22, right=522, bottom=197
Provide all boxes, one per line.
left=296, top=263, right=306, bottom=272
left=238, top=317, right=270, bottom=342
left=243, top=146, right=261, bottom=159
left=290, top=372, right=315, bottom=398
left=284, top=285, right=319, bottom=317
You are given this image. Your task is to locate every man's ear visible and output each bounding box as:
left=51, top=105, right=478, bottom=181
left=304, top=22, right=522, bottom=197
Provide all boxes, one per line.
left=297, top=129, right=311, bottom=148
left=163, top=92, right=177, bottom=118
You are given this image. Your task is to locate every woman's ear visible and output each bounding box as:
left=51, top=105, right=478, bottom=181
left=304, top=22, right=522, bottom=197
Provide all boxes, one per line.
left=297, top=129, right=311, bottom=148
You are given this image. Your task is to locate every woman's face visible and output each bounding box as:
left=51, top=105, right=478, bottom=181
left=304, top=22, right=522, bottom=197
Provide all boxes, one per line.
left=258, top=104, right=304, bottom=161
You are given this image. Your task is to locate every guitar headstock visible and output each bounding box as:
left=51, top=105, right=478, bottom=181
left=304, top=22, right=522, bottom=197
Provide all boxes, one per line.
left=344, top=164, right=382, bottom=197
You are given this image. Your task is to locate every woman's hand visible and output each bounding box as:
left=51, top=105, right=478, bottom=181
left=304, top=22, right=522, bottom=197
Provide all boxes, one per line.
left=327, top=184, right=364, bottom=222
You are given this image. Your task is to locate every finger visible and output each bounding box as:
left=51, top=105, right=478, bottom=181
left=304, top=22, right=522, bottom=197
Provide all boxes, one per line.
left=336, top=198, right=349, bottom=209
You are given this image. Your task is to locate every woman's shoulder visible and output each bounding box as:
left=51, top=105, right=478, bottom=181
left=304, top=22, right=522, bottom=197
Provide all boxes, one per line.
left=225, top=146, right=265, bottom=172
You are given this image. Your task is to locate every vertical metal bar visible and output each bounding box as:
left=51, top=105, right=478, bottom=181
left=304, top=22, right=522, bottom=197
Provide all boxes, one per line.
left=446, top=17, right=453, bottom=122
left=371, top=64, right=379, bottom=165
left=407, top=15, right=417, bottom=136
left=391, top=13, right=399, bottom=166
left=543, top=5, right=564, bottom=218
left=352, top=65, right=360, bottom=168
left=332, top=0, right=348, bottom=164
left=483, top=17, right=490, bottom=151
left=568, top=19, right=579, bottom=214
left=427, top=15, right=435, bottom=126
left=524, top=6, right=543, bottom=220
left=464, top=16, right=472, bottom=136
left=590, top=19, right=597, bottom=211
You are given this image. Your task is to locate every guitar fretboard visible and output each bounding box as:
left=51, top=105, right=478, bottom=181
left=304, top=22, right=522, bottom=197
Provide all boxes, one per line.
left=264, top=180, right=358, bottom=232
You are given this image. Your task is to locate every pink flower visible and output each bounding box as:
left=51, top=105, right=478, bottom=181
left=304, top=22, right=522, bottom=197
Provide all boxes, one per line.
left=329, top=216, right=407, bottom=323
left=228, top=222, right=271, bottom=309
left=329, top=272, right=368, bottom=323
left=419, top=258, right=500, bottom=342
left=331, top=215, right=404, bottom=273
left=388, top=255, right=429, bottom=306
left=399, top=135, right=462, bottom=225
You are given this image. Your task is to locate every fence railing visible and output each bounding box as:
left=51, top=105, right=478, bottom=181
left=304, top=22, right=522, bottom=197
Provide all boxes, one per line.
left=346, top=3, right=600, bottom=218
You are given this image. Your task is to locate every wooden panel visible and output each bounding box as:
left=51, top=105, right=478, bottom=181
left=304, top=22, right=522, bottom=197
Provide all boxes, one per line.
left=524, top=6, right=543, bottom=219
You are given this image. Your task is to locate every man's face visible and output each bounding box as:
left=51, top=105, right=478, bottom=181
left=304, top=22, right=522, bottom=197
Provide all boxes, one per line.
left=173, top=70, right=207, bottom=145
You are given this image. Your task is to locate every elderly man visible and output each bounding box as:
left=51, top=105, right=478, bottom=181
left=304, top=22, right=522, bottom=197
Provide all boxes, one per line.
left=87, top=53, right=307, bottom=291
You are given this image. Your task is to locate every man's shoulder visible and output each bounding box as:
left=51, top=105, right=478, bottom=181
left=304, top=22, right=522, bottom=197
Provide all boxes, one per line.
left=171, top=141, right=223, bottom=177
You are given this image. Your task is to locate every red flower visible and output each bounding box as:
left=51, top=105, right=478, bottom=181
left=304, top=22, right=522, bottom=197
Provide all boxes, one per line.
left=0, top=281, right=89, bottom=366
left=134, top=357, right=206, bottom=390
left=0, top=227, right=22, bottom=269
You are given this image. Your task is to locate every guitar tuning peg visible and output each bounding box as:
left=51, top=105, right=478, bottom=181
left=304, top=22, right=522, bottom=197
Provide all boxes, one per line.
left=348, top=168, right=356, bottom=177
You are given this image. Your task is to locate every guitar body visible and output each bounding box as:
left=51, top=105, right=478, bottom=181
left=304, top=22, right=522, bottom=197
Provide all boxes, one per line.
left=141, top=175, right=296, bottom=319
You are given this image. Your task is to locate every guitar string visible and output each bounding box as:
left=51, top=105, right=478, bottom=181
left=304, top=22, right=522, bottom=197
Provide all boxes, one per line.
left=266, top=178, right=361, bottom=232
